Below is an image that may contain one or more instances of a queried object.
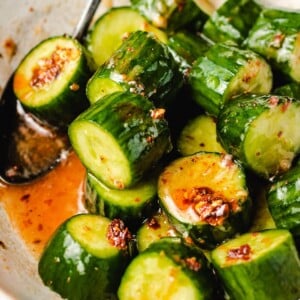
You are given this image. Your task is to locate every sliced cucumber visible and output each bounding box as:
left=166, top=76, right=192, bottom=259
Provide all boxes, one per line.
left=177, top=114, right=225, bottom=156
left=118, top=237, right=221, bottom=300
left=84, top=170, right=158, bottom=228
left=85, top=6, right=167, bottom=68
left=167, top=31, right=213, bottom=74
left=274, top=81, right=300, bottom=98
left=136, top=209, right=180, bottom=252
left=13, top=35, right=91, bottom=127
left=189, top=42, right=273, bottom=116
left=217, top=94, right=300, bottom=179
left=158, top=151, right=252, bottom=248
left=211, top=229, right=300, bottom=300
left=86, top=30, right=183, bottom=106
left=130, top=0, right=208, bottom=32
left=203, top=0, right=262, bottom=44
left=38, top=214, right=133, bottom=300
left=68, top=91, right=172, bottom=189
left=266, top=162, right=300, bottom=238
left=244, top=8, right=300, bottom=83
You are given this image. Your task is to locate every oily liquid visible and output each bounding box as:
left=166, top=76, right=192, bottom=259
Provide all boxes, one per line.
left=0, top=151, right=86, bottom=257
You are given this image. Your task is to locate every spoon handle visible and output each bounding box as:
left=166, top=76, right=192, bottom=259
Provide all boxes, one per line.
left=72, top=0, right=101, bottom=41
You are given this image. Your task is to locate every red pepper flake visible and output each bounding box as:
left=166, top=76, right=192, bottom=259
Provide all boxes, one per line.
left=107, top=219, right=132, bottom=249
left=3, top=37, right=17, bottom=59
left=281, top=100, right=291, bottom=112
left=277, top=131, right=283, bottom=138
left=150, top=108, right=165, bottom=120
left=147, top=217, right=161, bottom=230
left=20, top=193, right=30, bottom=203
left=37, top=224, right=43, bottom=231
left=227, top=244, right=252, bottom=260
left=184, top=256, right=201, bottom=272
left=33, top=239, right=42, bottom=244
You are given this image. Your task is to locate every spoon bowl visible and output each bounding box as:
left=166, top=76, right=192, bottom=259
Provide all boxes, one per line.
left=0, top=0, right=101, bottom=185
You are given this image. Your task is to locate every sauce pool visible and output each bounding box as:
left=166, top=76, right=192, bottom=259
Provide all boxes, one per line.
left=0, top=151, right=86, bottom=257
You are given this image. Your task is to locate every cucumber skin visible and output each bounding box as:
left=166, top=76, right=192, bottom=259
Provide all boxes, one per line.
left=86, top=30, right=183, bottom=107
left=244, top=9, right=300, bottom=82
left=84, top=171, right=158, bottom=228
left=69, top=91, right=172, bottom=189
left=211, top=230, right=300, bottom=300
left=118, top=237, right=221, bottom=300
left=14, top=36, right=91, bottom=128
left=189, top=43, right=272, bottom=116
left=130, top=0, right=208, bottom=32
left=203, top=0, right=262, bottom=44
left=267, top=163, right=300, bottom=237
left=38, top=215, right=130, bottom=300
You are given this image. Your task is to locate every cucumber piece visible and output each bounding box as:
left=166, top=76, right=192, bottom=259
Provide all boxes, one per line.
left=211, top=229, right=300, bottom=300
left=130, top=0, right=208, bottom=32
left=118, top=237, right=221, bottom=300
left=177, top=114, right=225, bottom=156
left=203, top=0, right=262, bottom=44
left=84, top=170, right=158, bottom=227
left=217, top=94, right=300, bottom=179
left=68, top=91, right=172, bottom=189
left=167, top=31, right=213, bottom=75
left=244, top=8, right=300, bottom=83
left=85, top=6, right=167, bottom=68
left=13, top=35, right=91, bottom=127
left=266, top=162, right=300, bottom=238
left=158, top=151, right=252, bottom=248
left=38, top=214, right=133, bottom=300
left=86, top=30, right=183, bottom=107
left=189, top=42, right=273, bottom=116
left=274, top=81, right=300, bottom=98
left=136, top=209, right=180, bottom=251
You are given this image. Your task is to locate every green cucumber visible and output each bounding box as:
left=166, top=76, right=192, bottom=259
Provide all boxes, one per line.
left=118, top=237, right=221, bottom=300
left=211, top=229, right=300, bottom=300
left=167, top=31, right=213, bottom=75
left=274, top=81, right=300, bottom=98
left=86, top=30, right=183, bottom=106
left=136, top=209, right=180, bottom=251
left=202, top=0, right=262, bottom=44
left=84, top=170, right=158, bottom=227
left=266, top=162, right=300, bottom=238
left=189, top=42, right=273, bottom=116
left=85, top=6, right=167, bottom=68
left=68, top=91, right=172, bottom=189
left=244, top=8, right=300, bottom=83
left=38, top=214, right=133, bottom=300
left=217, top=94, right=300, bottom=179
left=177, top=114, right=225, bottom=156
left=158, top=151, right=252, bottom=248
left=130, top=0, right=208, bottom=32
left=13, top=35, right=91, bottom=127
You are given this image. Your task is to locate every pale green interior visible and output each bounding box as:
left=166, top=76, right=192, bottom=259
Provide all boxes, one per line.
left=244, top=102, right=300, bottom=177
left=118, top=252, right=201, bottom=299
left=70, top=120, right=131, bottom=189
left=67, top=214, right=119, bottom=258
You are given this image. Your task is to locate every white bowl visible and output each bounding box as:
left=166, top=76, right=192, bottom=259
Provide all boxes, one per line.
left=0, top=0, right=299, bottom=299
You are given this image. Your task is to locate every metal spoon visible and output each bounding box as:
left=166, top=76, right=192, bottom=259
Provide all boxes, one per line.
left=0, top=0, right=101, bottom=185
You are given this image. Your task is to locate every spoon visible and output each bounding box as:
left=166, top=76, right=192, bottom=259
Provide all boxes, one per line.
left=0, top=0, right=101, bottom=185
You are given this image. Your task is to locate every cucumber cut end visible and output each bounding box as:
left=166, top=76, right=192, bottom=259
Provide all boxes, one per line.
left=13, top=37, right=82, bottom=107
left=67, top=214, right=120, bottom=258
left=211, top=229, right=292, bottom=268
left=87, top=77, right=125, bottom=104
left=226, top=56, right=272, bottom=101
left=69, top=120, right=131, bottom=189
left=118, top=251, right=200, bottom=299
left=244, top=98, right=300, bottom=178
